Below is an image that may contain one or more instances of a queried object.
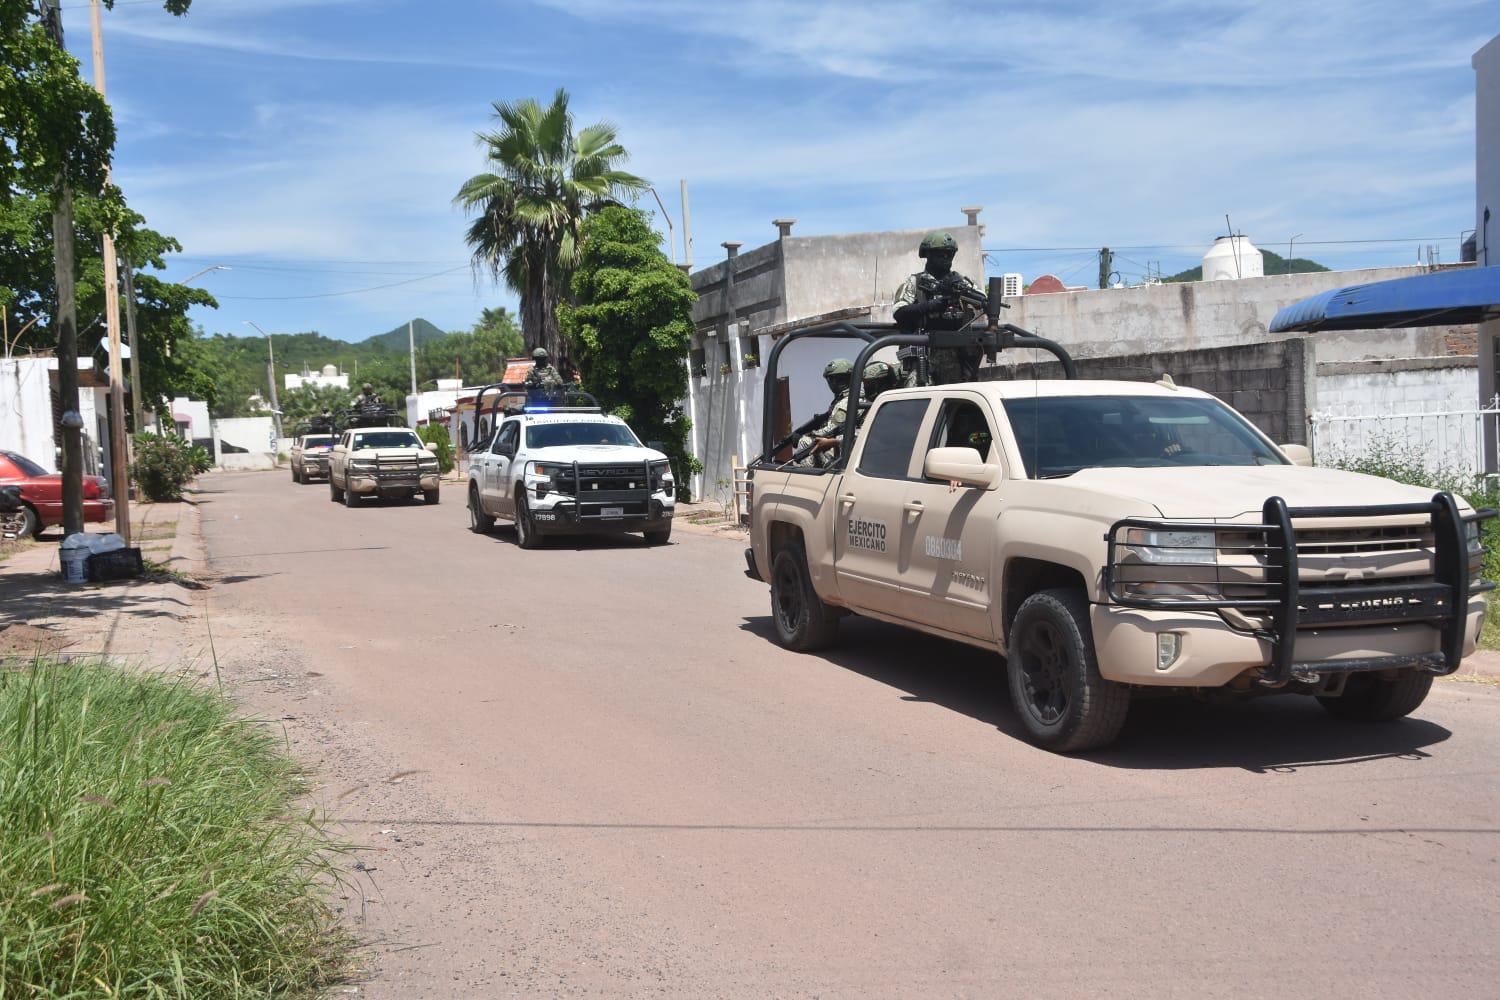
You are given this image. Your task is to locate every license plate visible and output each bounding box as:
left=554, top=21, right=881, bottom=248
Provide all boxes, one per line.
left=601, top=507, right=624, bottom=517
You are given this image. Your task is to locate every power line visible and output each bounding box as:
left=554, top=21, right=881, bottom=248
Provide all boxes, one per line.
left=215, top=264, right=471, bottom=301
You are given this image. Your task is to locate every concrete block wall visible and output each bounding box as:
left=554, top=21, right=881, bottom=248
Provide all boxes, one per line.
left=1315, top=362, right=1478, bottom=417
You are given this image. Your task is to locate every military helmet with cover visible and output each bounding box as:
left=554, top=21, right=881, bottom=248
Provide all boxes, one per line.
left=862, top=360, right=895, bottom=387
left=532, top=347, right=549, bottom=362
left=823, top=357, right=854, bottom=393
left=917, top=231, right=958, bottom=259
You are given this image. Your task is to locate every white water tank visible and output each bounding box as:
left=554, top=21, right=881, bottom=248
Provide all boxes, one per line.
left=1201, top=235, right=1264, bottom=281
left=321, top=363, right=338, bottom=377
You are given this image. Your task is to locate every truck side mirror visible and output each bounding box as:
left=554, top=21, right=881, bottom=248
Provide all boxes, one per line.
left=924, top=447, right=999, bottom=488
left=1280, top=444, right=1313, bottom=467
left=423, top=441, right=438, bottom=453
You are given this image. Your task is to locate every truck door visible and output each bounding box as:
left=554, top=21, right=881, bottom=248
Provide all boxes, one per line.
left=485, top=420, right=519, bottom=515
left=833, top=396, right=932, bottom=619
left=899, top=394, right=1003, bottom=640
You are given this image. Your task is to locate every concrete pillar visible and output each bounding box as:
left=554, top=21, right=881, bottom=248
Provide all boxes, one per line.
left=773, top=219, right=796, bottom=239
left=961, top=206, right=983, bottom=227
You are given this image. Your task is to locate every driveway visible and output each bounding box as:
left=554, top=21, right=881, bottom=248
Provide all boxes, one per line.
left=186, top=469, right=1500, bottom=998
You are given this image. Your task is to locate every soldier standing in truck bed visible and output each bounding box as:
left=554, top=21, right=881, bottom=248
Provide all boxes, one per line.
left=892, top=231, right=985, bottom=385
left=525, top=347, right=565, bottom=403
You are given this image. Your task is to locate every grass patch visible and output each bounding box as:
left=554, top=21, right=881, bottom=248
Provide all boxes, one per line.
left=0, top=661, right=350, bottom=996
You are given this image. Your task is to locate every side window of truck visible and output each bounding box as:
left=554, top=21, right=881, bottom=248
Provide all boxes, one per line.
left=925, top=399, right=998, bottom=479
left=857, top=398, right=929, bottom=479
left=493, top=421, right=518, bottom=456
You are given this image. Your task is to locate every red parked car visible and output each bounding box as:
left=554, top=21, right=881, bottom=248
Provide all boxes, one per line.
left=0, top=450, right=114, bottom=539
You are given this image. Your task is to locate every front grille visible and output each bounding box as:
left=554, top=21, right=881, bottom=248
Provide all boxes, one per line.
left=552, top=463, right=662, bottom=496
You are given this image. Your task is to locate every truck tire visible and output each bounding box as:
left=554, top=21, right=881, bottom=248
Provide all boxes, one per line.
left=343, top=482, right=359, bottom=507
left=770, top=543, right=839, bottom=651
left=1318, top=670, right=1433, bottom=721
left=1006, top=589, right=1129, bottom=753
left=425, top=488, right=440, bottom=506
left=468, top=485, right=494, bottom=532
left=330, top=476, right=344, bottom=502
left=515, top=490, right=542, bottom=549
left=292, top=465, right=300, bottom=484
left=644, top=521, right=672, bottom=546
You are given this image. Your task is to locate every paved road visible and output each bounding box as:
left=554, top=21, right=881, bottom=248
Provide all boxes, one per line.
left=194, top=470, right=1500, bottom=998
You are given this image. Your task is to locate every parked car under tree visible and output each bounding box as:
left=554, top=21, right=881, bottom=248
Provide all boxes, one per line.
left=0, top=450, right=114, bottom=538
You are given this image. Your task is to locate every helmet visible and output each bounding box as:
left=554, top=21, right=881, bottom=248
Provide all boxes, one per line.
left=862, top=361, right=895, bottom=386
left=823, top=358, right=853, bottom=393
left=361, top=382, right=373, bottom=393
left=532, top=347, right=549, bottom=362
left=918, top=231, right=958, bottom=258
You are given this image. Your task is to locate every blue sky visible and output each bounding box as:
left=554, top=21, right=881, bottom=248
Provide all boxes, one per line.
left=64, top=0, right=1496, bottom=343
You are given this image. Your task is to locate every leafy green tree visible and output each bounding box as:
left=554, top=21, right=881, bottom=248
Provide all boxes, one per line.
left=0, top=191, right=217, bottom=418
left=278, top=383, right=349, bottom=433
left=563, top=205, right=697, bottom=490
left=455, top=88, right=646, bottom=361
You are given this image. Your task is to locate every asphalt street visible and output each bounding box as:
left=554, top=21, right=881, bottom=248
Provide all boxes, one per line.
left=194, top=469, right=1500, bottom=999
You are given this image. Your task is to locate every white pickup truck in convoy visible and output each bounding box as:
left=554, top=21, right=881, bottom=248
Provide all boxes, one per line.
left=328, top=425, right=441, bottom=507
left=745, top=315, right=1492, bottom=753
left=466, top=401, right=675, bottom=548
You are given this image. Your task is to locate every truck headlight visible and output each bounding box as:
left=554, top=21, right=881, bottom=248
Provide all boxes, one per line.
left=1124, top=528, right=1217, bottom=565
left=1466, top=520, right=1482, bottom=555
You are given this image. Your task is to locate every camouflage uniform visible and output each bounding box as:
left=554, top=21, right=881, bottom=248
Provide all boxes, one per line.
left=892, top=231, right=985, bottom=386
left=525, top=362, right=565, bottom=402
left=794, top=358, right=855, bottom=467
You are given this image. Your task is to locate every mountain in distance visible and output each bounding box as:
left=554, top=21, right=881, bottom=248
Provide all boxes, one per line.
left=1164, top=249, right=1330, bottom=283
left=360, top=317, right=448, bottom=353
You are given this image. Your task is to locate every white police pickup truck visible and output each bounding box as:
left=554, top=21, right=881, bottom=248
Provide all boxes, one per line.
left=466, top=400, right=675, bottom=548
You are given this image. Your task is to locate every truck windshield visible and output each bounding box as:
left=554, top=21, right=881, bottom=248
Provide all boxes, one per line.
left=1001, top=395, right=1285, bottom=479
left=526, top=423, right=640, bottom=448
left=351, top=432, right=422, bottom=450
left=302, top=436, right=334, bottom=447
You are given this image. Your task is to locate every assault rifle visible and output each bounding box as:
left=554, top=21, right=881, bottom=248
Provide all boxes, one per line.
left=776, top=399, right=872, bottom=468
left=916, top=271, right=990, bottom=311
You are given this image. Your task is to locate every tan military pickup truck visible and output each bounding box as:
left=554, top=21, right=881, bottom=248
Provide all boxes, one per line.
left=328, top=425, right=441, bottom=507
left=746, top=379, right=1491, bottom=752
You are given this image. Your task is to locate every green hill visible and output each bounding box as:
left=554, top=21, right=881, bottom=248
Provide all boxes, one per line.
left=1165, top=249, right=1329, bottom=283
left=360, top=318, right=447, bottom=353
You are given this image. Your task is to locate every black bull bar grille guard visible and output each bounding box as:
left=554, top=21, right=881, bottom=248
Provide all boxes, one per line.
left=1103, top=493, right=1496, bottom=686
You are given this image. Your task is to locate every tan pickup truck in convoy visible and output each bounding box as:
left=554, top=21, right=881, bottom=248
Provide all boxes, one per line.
left=745, top=315, right=1491, bottom=753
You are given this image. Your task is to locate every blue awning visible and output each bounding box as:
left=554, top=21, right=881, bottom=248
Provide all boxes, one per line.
left=1268, top=267, right=1500, bottom=333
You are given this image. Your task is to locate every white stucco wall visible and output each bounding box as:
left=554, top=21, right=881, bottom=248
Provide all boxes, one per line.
left=1315, top=366, right=1477, bottom=417
left=213, top=416, right=277, bottom=470
left=0, top=359, right=58, bottom=467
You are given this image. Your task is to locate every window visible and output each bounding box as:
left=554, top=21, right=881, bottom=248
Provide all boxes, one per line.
left=927, top=399, right=996, bottom=477
left=526, top=422, right=641, bottom=448
left=690, top=346, right=707, bottom=379
left=301, top=436, right=334, bottom=448
left=1001, top=395, right=1284, bottom=479
left=493, top=422, right=518, bottom=455
left=1, top=451, right=47, bottom=477
left=857, top=398, right=929, bottom=479
left=351, top=431, right=422, bottom=450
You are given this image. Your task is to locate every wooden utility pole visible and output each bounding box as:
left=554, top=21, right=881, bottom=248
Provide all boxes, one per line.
left=121, top=260, right=144, bottom=431
left=42, top=0, right=84, bottom=537
left=88, top=0, right=130, bottom=543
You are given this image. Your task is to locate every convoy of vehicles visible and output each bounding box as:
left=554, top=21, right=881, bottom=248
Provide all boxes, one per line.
left=465, top=393, right=675, bottom=547
left=742, top=298, right=1492, bottom=752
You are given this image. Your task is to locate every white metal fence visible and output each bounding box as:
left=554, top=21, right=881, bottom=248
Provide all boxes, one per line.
left=1309, top=397, right=1500, bottom=478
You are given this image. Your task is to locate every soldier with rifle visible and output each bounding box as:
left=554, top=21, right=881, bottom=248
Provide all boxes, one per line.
left=892, top=231, right=989, bottom=385
left=525, top=347, right=565, bottom=403
left=795, top=358, right=856, bottom=467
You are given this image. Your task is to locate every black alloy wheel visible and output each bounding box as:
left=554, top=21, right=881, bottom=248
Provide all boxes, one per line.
left=1006, top=589, right=1129, bottom=753
left=769, top=545, right=838, bottom=651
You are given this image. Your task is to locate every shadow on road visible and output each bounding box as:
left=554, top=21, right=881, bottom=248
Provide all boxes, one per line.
left=741, top=614, right=1453, bottom=772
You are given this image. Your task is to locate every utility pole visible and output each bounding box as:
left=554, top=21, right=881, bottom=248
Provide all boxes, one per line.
left=1098, top=247, right=1113, bottom=290
left=408, top=318, right=417, bottom=397
left=245, top=321, right=283, bottom=440
left=121, top=260, right=144, bottom=432
left=679, top=179, right=694, bottom=272
left=42, top=0, right=84, bottom=537
left=88, top=0, right=130, bottom=542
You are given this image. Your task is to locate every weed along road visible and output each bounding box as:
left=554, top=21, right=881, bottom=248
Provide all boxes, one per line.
left=194, top=469, right=1500, bottom=998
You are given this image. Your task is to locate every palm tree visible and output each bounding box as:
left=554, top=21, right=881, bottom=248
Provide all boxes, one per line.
left=455, top=88, right=646, bottom=360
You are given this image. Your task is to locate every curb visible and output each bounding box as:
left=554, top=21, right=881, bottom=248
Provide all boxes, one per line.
left=1454, top=650, right=1500, bottom=680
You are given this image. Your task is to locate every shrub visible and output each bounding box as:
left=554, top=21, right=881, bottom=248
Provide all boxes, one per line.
left=416, top=424, right=455, bottom=474
left=130, top=433, right=201, bottom=501
left=1322, top=436, right=1500, bottom=582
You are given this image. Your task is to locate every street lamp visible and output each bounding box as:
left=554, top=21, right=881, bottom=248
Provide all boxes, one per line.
left=647, top=186, right=677, bottom=265
left=179, top=264, right=230, bottom=285
left=243, top=320, right=283, bottom=441
left=1287, top=234, right=1303, bottom=275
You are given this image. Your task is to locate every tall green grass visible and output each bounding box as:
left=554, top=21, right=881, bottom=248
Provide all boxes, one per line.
left=0, top=662, right=350, bottom=997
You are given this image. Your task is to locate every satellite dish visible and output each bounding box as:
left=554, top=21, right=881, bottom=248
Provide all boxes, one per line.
left=98, top=337, right=130, bottom=360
